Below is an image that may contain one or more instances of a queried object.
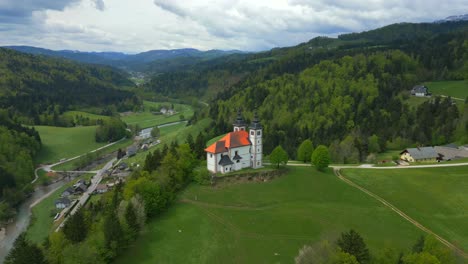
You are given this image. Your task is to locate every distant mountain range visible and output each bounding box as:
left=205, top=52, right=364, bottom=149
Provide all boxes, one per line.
left=435, top=14, right=468, bottom=23
left=1, top=46, right=244, bottom=73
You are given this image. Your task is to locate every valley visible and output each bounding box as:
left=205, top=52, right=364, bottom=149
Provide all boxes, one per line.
left=0, top=13, right=467, bottom=264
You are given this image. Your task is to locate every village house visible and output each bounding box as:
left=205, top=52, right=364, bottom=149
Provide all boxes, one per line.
left=94, top=184, right=109, bottom=194
left=160, top=107, right=168, bottom=114
left=410, top=85, right=431, bottom=97
left=205, top=109, right=263, bottom=174
left=55, top=198, right=71, bottom=209
left=127, top=146, right=137, bottom=157
left=400, top=147, right=439, bottom=162
left=61, top=187, right=75, bottom=198
left=74, top=183, right=88, bottom=194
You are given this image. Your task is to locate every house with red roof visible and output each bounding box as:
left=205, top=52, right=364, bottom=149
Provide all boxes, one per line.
left=205, top=109, right=263, bottom=174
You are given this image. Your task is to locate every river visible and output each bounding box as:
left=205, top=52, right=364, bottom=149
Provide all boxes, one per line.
left=0, top=179, right=70, bottom=262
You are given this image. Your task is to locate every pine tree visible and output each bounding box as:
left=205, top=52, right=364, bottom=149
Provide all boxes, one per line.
left=5, top=233, right=48, bottom=264
left=412, top=235, right=425, bottom=253
left=125, top=202, right=139, bottom=234
left=62, top=207, right=87, bottom=243
left=336, top=229, right=370, bottom=264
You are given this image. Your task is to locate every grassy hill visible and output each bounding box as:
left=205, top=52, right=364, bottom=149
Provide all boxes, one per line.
left=121, top=101, right=193, bottom=129
left=342, top=166, right=468, bottom=253
left=115, top=166, right=422, bottom=264
left=33, top=125, right=106, bottom=164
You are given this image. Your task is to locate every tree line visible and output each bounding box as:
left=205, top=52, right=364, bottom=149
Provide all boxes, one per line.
left=295, top=229, right=458, bottom=264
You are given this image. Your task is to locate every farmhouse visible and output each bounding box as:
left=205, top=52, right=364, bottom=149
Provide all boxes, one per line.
left=434, top=145, right=468, bottom=160
left=74, top=183, right=88, bottom=194
left=205, top=110, right=263, bottom=174
left=94, top=184, right=108, bottom=194
left=400, top=147, right=439, bottom=162
left=61, top=187, right=74, bottom=198
left=55, top=198, right=71, bottom=209
left=410, top=85, right=431, bottom=97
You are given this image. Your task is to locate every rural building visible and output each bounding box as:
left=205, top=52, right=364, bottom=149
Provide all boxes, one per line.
left=400, top=147, right=439, bottom=162
left=55, top=198, right=71, bottom=209
left=410, top=85, right=431, bottom=97
left=167, top=109, right=175, bottom=115
left=127, top=146, right=137, bottom=157
left=434, top=145, right=468, bottom=160
left=74, top=183, right=88, bottom=194
left=94, top=184, right=108, bottom=194
left=205, top=109, right=263, bottom=174
left=160, top=107, right=168, bottom=114
left=61, top=187, right=74, bottom=198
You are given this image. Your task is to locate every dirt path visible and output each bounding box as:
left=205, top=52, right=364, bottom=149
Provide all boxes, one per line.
left=334, top=168, right=468, bottom=259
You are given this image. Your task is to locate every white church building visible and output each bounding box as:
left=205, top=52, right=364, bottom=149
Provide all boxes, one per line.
left=205, top=110, right=263, bottom=174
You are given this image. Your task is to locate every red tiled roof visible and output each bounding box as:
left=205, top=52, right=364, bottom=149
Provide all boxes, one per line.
left=205, top=131, right=251, bottom=153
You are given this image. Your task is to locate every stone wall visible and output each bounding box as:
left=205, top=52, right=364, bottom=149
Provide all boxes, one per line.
left=211, top=169, right=286, bottom=186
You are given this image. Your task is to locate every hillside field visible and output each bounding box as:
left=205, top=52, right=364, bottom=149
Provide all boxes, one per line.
left=426, top=80, right=468, bottom=100
left=342, top=166, right=468, bottom=253
left=115, top=166, right=423, bottom=264
left=121, top=101, right=194, bottom=128
left=34, top=125, right=106, bottom=164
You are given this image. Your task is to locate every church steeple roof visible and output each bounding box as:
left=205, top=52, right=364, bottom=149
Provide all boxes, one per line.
left=250, top=111, right=262, bottom=130
left=233, top=108, right=246, bottom=127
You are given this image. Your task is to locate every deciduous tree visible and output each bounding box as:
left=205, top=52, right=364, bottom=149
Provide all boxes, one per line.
left=312, top=145, right=330, bottom=171
left=270, top=145, right=288, bottom=168
left=297, top=139, right=314, bottom=163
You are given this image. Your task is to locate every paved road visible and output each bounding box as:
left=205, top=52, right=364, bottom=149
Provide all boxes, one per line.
left=282, top=161, right=468, bottom=169
left=334, top=168, right=468, bottom=259
left=32, top=138, right=126, bottom=184
left=56, top=158, right=117, bottom=231
left=138, top=120, right=187, bottom=138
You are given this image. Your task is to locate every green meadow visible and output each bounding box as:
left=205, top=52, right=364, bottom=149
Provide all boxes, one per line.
left=33, top=126, right=106, bottom=164
left=342, top=166, right=468, bottom=253
left=121, top=101, right=194, bottom=129
left=115, top=166, right=423, bottom=264
left=426, top=80, right=468, bottom=99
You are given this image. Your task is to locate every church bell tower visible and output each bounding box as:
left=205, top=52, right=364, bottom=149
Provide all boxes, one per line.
left=249, top=111, right=263, bottom=168
left=233, top=108, right=246, bottom=131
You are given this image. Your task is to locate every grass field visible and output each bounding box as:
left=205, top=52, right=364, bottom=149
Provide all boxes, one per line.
left=34, top=126, right=107, bottom=164
left=62, top=111, right=111, bottom=124
left=121, top=101, right=194, bottom=129
left=426, top=80, right=468, bottom=99
left=342, top=166, right=468, bottom=253
left=115, top=166, right=423, bottom=264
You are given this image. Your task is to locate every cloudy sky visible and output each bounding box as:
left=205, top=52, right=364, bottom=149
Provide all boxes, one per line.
left=0, top=0, right=466, bottom=53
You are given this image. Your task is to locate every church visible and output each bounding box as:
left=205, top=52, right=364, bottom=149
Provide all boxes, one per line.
left=205, top=110, right=263, bottom=174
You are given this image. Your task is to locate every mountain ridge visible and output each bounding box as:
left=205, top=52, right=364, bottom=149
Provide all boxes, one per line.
left=2, top=45, right=245, bottom=71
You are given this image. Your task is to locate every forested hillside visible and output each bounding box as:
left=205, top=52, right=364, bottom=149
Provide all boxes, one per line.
left=148, top=21, right=468, bottom=101
left=194, top=22, right=468, bottom=159
left=0, top=48, right=139, bottom=126
left=0, top=111, right=41, bottom=222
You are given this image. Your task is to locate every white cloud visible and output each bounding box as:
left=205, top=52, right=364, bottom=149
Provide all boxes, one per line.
left=0, top=0, right=467, bottom=52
